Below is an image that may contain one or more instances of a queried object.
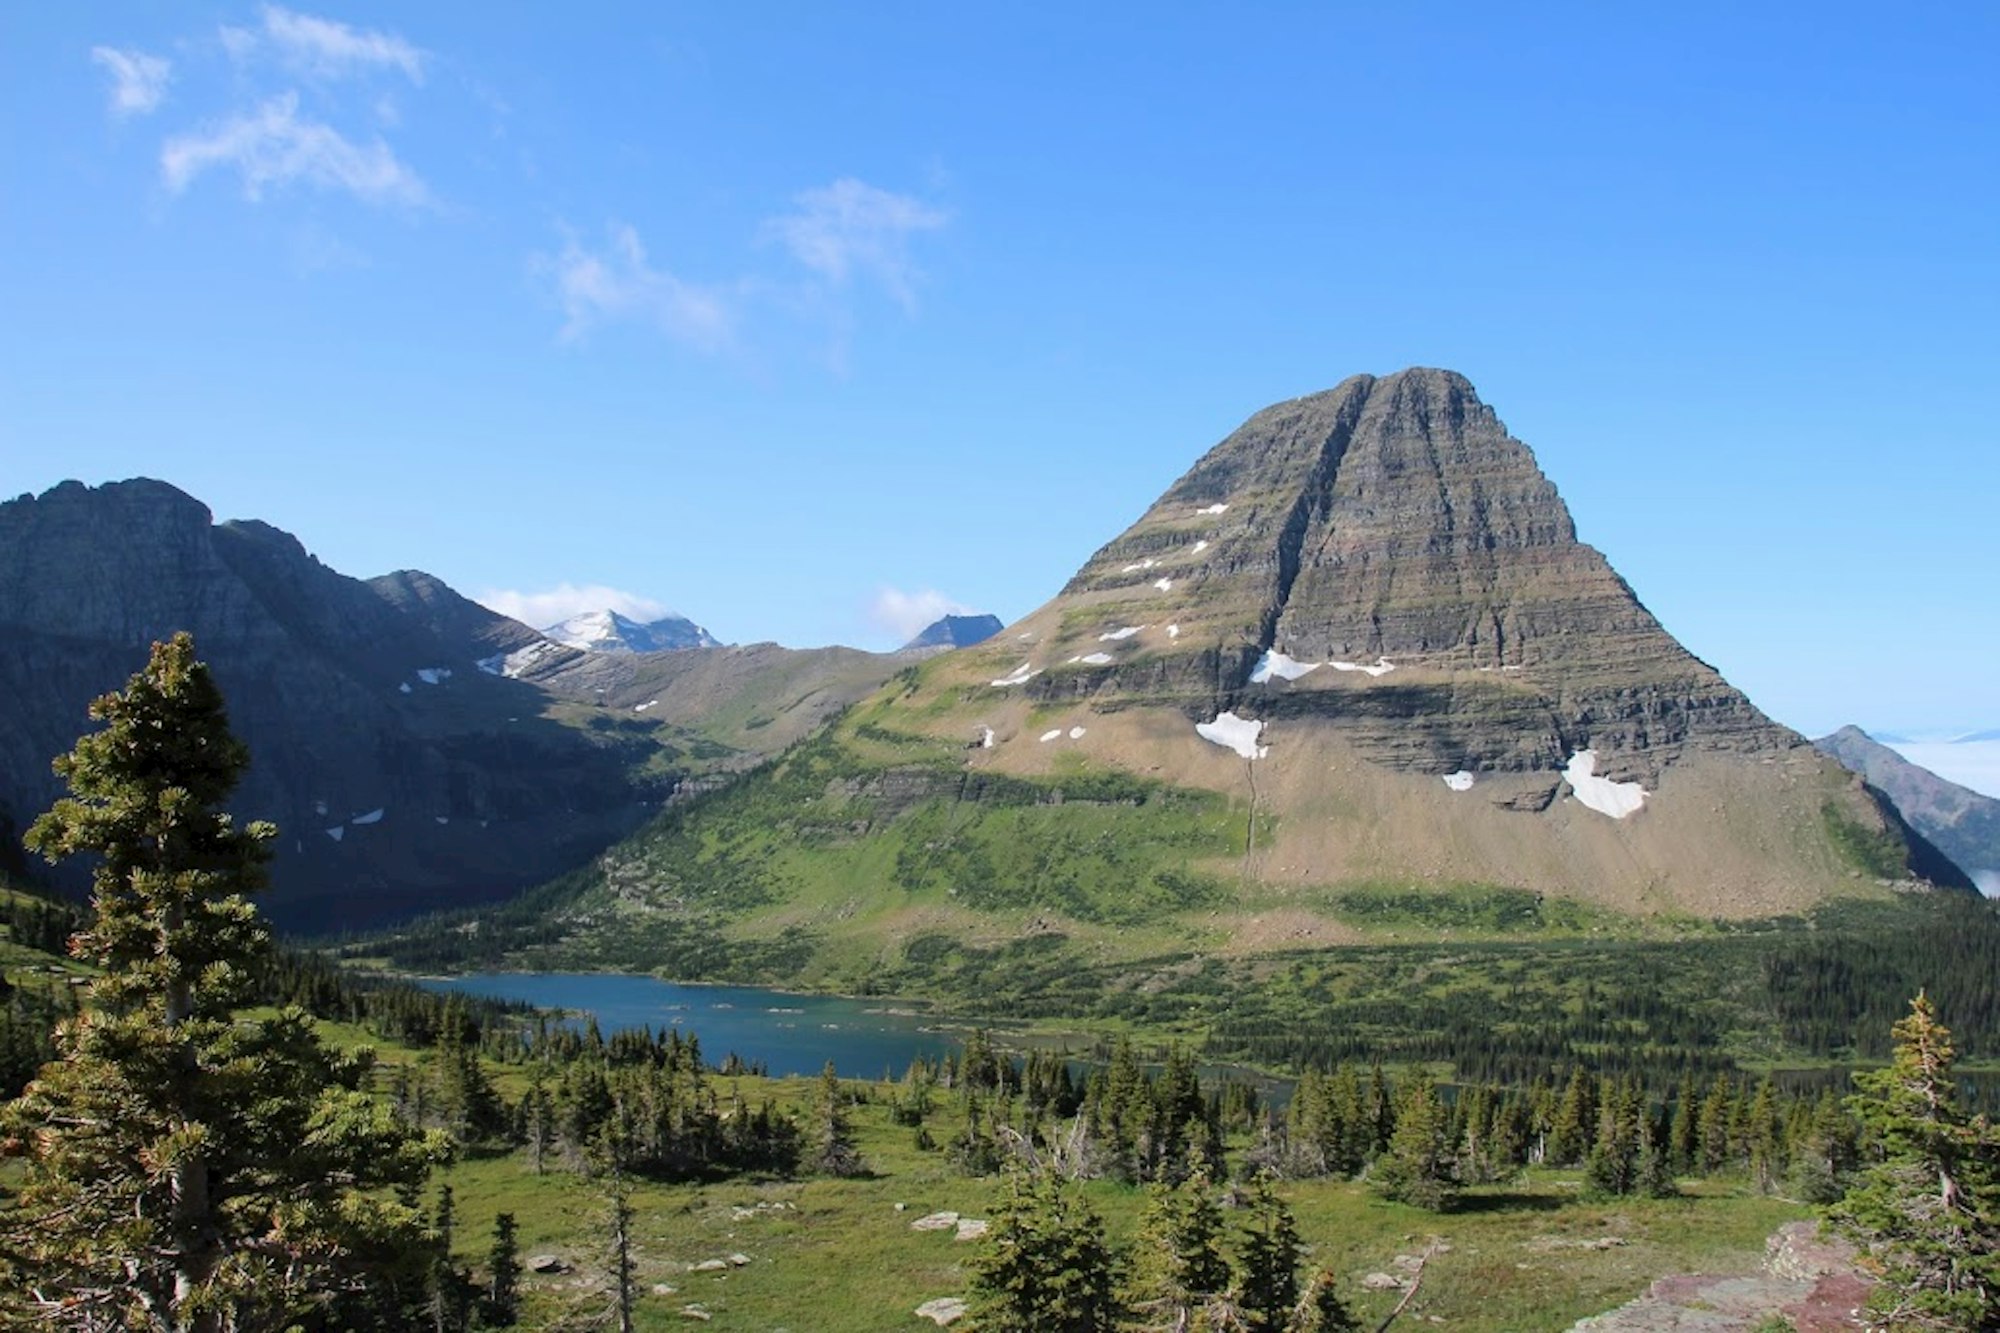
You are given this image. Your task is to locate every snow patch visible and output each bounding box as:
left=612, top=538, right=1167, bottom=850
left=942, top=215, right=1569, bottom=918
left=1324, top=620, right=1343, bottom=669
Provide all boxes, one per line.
left=991, top=661, right=1041, bottom=688
left=1442, top=771, right=1475, bottom=792
left=1068, top=726, right=1087, bottom=740
left=398, top=682, right=413, bottom=694
left=1196, top=711, right=1267, bottom=760
left=1166, top=624, right=1181, bottom=639
left=1196, top=503, right=1229, bottom=515
left=1039, top=729, right=1063, bottom=743
left=314, top=799, right=329, bottom=816
left=416, top=667, right=451, bottom=685
left=351, top=808, right=384, bottom=826
left=634, top=699, right=658, bottom=713
left=1562, top=750, right=1647, bottom=819
left=1121, top=558, right=1159, bottom=573
left=1153, top=578, right=1174, bottom=592
left=1067, top=652, right=1115, bottom=666
left=1192, top=540, right=1209, bottom=553
left=1328, top=657, right=1396, bottom=677
left=978, top=727, right=995, bottom=749
left=477, top=640, right=565, bottom=679
left=1099, top=626, right=1145, bottom=641
left=325, top=826, right=344, bottom=842
left=1251, top=650, right=1320, bottom=684
left=435, top=816, right=450, bottom=825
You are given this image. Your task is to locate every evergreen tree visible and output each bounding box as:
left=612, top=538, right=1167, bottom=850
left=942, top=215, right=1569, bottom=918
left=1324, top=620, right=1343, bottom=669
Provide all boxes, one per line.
left=0, top=634, right=448, bottom=1332
left=606, top=1163, right=636, bottom=1333
left=1792, top=1090, right=1860, bottom=1206
left=1124, top=1162, right=1229, bottom=1327
left=482, top=1213, right=522, bottom=1328
left=1829, top=993, right=2000, bottom=1330
left=1370, top=1072, right=1461, bottom=1212
left=1234, top=1173, right=1303, bottom=1333
left=812, top=1061, right=867, bottom=1177
left=428, top=1185, right=475, bottom=1333
left=1549, top=1066, right=1597, bottom=1167
left=970, top=1170, right=1120, bottom=1332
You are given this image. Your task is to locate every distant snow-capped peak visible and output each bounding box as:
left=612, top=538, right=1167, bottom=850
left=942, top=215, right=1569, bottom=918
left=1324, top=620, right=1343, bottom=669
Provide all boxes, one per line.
left=541, top=608, right=720, bottom=654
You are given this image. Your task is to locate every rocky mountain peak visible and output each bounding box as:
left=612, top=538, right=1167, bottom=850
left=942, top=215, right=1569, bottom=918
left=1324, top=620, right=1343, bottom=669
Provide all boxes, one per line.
left=542, top=608, right=721, bottom=654
left=1030, top=367, right=1789, bottom=782
left=901, top=613, right=1004, bottom=653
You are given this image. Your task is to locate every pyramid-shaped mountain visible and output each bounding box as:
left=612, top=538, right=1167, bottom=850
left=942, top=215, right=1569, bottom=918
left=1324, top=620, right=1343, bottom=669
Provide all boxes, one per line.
left=516, top=370, right=1959, bottom=983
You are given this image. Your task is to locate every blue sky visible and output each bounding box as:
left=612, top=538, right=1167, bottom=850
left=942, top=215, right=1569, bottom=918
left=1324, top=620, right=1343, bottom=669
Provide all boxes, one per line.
left=3, top=3, right=1994, bottom=739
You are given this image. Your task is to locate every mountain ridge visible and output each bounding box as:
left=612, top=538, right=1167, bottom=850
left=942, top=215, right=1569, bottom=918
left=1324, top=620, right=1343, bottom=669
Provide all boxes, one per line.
left=0, top=478, right=904, bottom=929
left=1816, top=725, right=2000, bottom=895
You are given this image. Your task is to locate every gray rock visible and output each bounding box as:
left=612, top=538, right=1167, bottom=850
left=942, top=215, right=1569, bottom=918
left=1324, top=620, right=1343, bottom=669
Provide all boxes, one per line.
left=914, top=1297, right=968, bottom=1326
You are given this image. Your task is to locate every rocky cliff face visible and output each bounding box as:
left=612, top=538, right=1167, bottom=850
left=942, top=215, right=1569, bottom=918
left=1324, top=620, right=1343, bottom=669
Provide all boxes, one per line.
left=0, top=480, right=902, bottom=930
left=1036, top=369, right=1790, bottom=782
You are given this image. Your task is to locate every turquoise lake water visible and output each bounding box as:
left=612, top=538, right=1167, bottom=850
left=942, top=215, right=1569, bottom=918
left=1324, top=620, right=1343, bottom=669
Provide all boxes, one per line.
left=420, top=972, right=959, bottom=1079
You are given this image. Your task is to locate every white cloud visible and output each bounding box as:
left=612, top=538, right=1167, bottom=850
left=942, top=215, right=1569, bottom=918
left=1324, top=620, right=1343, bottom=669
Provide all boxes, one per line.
left=869, top=587, right=970, bottom=642
left=228, top=5, right=425, bottom=84
left=91, top=46, right=171, bottom=117
left=767, top=178, right=949, bottom=311
left=477, top=583, right=669, bottom=629
left=160, top=92, right=428, bottom=205
left=544, top=223, right=735, bottom=349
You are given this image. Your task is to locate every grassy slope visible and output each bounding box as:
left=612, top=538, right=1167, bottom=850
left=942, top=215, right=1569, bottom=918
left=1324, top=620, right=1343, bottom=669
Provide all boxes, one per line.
left=412, top=1061, right=1808, bottom=1333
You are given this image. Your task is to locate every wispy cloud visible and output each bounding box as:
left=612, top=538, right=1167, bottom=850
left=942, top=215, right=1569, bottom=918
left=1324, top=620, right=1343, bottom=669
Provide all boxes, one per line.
left=160, top=92, right=428, bottom=204
left=868, top=587, right=970, bottom=643
left=91, top=46, right=171, bottom=117
left=478, top=583, right=671, bottom=629
left=543, top=223, right=735, bottom=349
left=767, top=178, right=949, bottom=311
left=224, top=5, right=424, bottom=84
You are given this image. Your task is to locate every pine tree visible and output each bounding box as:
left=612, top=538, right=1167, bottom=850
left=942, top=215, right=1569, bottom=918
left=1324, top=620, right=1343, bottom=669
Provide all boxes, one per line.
left=482, top=1213, right=522, bottom=1328
left=0, top=634, right=448, bottom=1332
left=812, top=1061, right=867, bottom=1177
left=1829, top=993, right=2000, bottom=1330
left=970, top=1169, right=1120, bottom=1332
left=1124, top=1162, right=1229, bottom=1328
left=1371, top=1072, right=1461, bottom=1212
left=606, top=1162, right=636, bottom=1333
left=1234, top=1172, right=1303, bottom=1333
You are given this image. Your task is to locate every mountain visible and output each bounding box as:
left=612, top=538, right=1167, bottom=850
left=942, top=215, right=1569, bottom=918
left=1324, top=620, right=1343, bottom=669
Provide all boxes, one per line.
left=901, top=613, right=1004, bottom=653
left=543, top=608, right=721, bottom=654
left=0, top=479, right=902, bottom=930
left=1816, top=726, right=2000, bottom=895
left=469, top=369, right=1963, bottom=984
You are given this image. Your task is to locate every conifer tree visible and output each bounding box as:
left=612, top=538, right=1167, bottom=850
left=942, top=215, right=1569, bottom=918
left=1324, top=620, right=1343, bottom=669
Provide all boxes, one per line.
left=482, top=1213, right=522, bottom=1328
left=1234, top=1172, right=1303, bottom=1333
left=1371, top=1072, right=1461, bottom=1212
left=1124, top=1161, right=1229, bottom=1327
left=0, top=634, right=448, bottom=1332
left=1829, top=993, right=2000, bottom=1330
left=970, top=1169, right=1120, bottom=1332
left=812, top=1061, right=867, bottom=1176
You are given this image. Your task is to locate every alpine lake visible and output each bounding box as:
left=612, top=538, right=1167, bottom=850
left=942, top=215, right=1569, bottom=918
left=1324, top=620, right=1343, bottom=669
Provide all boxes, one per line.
left=419, top=973, right=962, bottom=1078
